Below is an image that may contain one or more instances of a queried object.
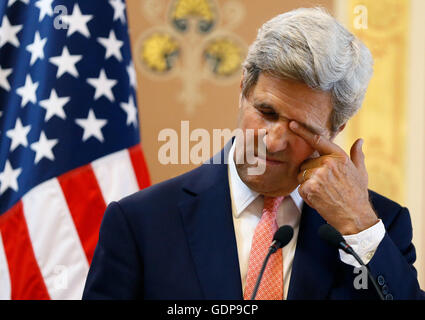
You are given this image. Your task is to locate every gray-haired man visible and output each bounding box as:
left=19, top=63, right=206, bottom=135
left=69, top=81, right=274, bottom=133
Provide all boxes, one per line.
left=83, top=8, right=424, bottom=300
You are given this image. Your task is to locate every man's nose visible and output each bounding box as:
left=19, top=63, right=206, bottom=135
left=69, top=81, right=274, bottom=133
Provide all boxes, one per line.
left=263, top=121, right=290, bottom=153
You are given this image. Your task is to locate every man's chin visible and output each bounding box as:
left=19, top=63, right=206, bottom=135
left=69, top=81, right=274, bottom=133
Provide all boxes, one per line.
left=237, top=168, right=298, bottom=196
left=255, top=185, right=297, bottom=197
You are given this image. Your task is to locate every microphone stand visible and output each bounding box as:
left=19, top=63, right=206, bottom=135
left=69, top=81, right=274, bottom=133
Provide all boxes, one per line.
left=250, top=245, right=278, bottom=300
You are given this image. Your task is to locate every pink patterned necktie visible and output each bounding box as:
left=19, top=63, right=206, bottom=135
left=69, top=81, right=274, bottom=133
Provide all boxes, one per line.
left=244, top=196, right=284, bottom=300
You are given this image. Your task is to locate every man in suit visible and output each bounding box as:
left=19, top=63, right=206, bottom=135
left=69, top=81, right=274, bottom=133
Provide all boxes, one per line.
left=83, top=8, right=425, bottom=299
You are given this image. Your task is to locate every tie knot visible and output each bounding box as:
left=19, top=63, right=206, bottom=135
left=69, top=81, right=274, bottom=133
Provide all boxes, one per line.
left=263, top=196, right=284, bottom=213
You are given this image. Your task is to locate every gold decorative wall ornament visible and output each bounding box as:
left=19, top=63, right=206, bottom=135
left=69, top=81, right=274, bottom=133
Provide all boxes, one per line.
left=204, top=38, right=243, bottom=76
left=141, top=33, right=180, bottom=72
left=171, top=0, right=216, bottom=33
left=136, top=0, right=247, bottom=114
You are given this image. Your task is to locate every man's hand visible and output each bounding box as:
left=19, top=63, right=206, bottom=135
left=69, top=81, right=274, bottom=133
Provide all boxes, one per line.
left=289, top=121, right=379, bottom=235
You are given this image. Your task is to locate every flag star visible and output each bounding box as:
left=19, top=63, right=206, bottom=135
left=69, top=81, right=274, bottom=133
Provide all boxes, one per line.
left=109, top=0, right=126, bottom=24
left=127, top=61, right=137, bottom=89
left=62, top=3, right=93, bottom=38
left=120, top=95, right=138, bottom=127
left=35, top=0, right=54, bottom=21
left=30, top=131, right=58, bottom=164
left=87, top=69, right=117, bottom=102
left=0, top=66, right=13, bottom=91
left=39, top=89, right=70, bottom=121
left=16, top=74, right=39, bottom=107
left=7, top=0, right=29, bottom=7
left=0, top=16, right=23, bottom=48
left=75, top=109, right=108, bottom=142
left=6, top=118, right=31, bottom=152
left=0, top=160, right=22, bottom=195
left=97, top=30, right=124, bottom=61
left=26, top=31, right=47, bottom=66
left=49, top=46, right=82, bottom=78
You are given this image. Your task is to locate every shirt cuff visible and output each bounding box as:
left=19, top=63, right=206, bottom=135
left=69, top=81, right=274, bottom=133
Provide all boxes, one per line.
left=339, top=219, right=386, bottom=268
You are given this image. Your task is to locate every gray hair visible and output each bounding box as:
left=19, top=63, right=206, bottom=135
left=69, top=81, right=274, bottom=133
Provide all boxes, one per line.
left=241, top=7, right=374, bottom=132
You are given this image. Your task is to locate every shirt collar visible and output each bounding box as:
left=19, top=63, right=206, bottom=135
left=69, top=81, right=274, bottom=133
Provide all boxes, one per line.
left=228, top=141, right=304, bottom=217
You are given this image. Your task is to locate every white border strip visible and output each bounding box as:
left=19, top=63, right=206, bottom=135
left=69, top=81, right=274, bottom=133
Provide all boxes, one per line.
left=407, top=0, right=425, bottom=287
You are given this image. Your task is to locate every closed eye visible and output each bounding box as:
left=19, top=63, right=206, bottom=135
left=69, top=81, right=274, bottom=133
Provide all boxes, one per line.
left=254, top=104, right=278, bottom=119
left=260, top=109, right=276, bottom=116
left=252, top=102, right=326, bottom=136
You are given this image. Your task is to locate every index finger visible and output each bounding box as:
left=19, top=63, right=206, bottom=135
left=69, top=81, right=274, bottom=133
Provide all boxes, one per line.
left=289, top=120, right=345, bottom=156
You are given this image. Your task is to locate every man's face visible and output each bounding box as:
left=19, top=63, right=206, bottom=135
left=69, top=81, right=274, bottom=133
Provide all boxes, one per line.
left=236, top=72, right=337, bottom=196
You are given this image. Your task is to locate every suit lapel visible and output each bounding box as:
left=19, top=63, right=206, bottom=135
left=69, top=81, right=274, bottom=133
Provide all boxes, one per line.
left=287, top=204, right=339, bottom=300
left=178, top=158, right=242, bottom=299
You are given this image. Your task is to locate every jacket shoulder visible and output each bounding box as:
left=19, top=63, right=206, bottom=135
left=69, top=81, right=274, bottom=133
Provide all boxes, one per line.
left=115, top=163, right=219, bottom=215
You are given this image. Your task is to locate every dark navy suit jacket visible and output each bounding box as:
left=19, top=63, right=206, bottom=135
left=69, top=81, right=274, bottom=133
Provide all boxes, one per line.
left=83, top=146, right=425, bottom=300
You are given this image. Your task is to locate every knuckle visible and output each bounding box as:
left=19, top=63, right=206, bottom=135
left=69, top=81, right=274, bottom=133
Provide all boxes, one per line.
left=310, top=180, right=320, bottom=193
left=305, top=179, right=319, bottom=194
left=340, top=154, right=350, bottom=164
left=322, top=157, right=335, bottom=169
left=316, top=167, right=328, bottom=180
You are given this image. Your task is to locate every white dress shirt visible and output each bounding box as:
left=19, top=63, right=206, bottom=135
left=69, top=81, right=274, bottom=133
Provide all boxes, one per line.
left=227, top=142, right=386, bottom=299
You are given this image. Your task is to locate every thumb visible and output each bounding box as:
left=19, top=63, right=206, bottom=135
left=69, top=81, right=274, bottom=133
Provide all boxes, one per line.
left=350, top=138, right=366, bottom=171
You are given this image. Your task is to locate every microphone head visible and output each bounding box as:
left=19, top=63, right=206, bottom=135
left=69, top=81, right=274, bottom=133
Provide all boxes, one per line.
left=318, top=224, right=345, bottom=249
left=273, top=225, right=294, bottom=248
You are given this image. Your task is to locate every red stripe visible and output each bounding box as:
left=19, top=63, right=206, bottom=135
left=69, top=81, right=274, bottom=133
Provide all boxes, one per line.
left=0, top=201, right=50, bottom=300
left=57, top=164, right=106, bottom=264
left=128, top=144, right=151, bottom=189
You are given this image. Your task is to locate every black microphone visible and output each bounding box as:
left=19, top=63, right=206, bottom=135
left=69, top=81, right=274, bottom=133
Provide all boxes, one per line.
left=318, top=224, right=385, bottom=300
left=251, top=225, right=294, bottom=300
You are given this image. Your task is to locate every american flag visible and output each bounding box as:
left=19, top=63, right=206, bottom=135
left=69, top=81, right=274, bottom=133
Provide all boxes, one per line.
left=0, top=0, right=150, bottom=299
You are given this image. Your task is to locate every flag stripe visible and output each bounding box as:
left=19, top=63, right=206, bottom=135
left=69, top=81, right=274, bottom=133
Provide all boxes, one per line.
left=22, top=180, right=89, bottom=300
left=129, top=145, right=151, bottom=189
left=58, top=164, right=107, bottom=265
left=0, top=232, right=12, bottom=299
left=91, top=148, right=140, bottom=205
left=0, top=202, right=50, bottom=300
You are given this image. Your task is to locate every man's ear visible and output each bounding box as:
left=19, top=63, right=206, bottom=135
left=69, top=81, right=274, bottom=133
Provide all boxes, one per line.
left=337, top=123, right=346, bottom=134
left=330, top=123, right=346, bottom=140
left=238, top=71, right=245, bottom=108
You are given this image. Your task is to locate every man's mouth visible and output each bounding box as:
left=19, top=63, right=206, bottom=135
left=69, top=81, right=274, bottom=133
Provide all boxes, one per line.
left=265, top=157, right=286, bottom=165
left=254, top=155, right=286, bottom=165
